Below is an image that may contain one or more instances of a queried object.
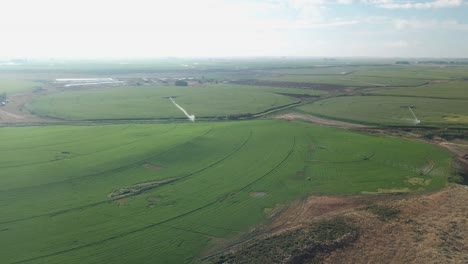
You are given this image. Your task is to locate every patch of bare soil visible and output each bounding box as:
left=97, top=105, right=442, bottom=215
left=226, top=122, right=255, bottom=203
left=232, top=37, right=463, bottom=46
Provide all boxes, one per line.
left=146, top=196, right=162, bottom=202
left=143, top=163, right=164, bottom=171
left=0, top=91, right=53, bottom=123
left=441, top=142, right=468, bottom=168
left=113, top=197, right=129, bottom=206
left=266, top=196, right=364, bottom=233
left=202, top=196, right=365, bottom=261
left=108, top=178, right=178, bottom=199
left=274, top=113, right=370, bottom=129
left=205, top=185, right=467, bottom=264
left=322, top=184, right=468, bottom=264
left=249, top=192, right=267, bottom=198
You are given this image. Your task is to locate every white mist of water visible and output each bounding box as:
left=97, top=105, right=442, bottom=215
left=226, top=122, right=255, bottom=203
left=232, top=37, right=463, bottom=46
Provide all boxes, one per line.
left=170, top=97, right=195, bottom=122
left=408, top=107, right=421, bottom=125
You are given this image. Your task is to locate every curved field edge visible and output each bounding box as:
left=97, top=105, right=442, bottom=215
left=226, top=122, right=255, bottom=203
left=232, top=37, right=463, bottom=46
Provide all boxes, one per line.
left=0, top=80, right=42, bottom=94
left=24, top=85, right=319, bottom=121
left=296, top=96, right=468, bottom=127
left=0, top=120, right=453, bottom=264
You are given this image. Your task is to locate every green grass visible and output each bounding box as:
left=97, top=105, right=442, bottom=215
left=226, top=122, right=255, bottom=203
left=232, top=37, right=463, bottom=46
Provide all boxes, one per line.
left=26, top=85, right=308, bottom=120
left=263, top=74, right=427, bottom=87
left=261, top=74, right=429, bottom=87
left=371, top=81, right=468, bottom=99
left=297, top=96, right=468, bottom=126
left=0, top=80, right=42, bottom=94
left=0, top=120, right=451, bottom=263
left=261, top=65, right=468, bottom=87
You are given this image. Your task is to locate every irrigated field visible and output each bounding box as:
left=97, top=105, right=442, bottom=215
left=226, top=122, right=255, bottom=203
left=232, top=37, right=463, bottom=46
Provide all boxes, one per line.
left=0, top=80, right=42, bottom=94
left=261, top=65, right=468, bottom=87
left=26, top=85, right=322, bottom=120
left=0, top=120, right=452, bottom=263
left=262, top=74, right=429, bottom=87
left=371, top=81, right=468, bottom=99
left=297, top=96, right=468, bottom=126
left=1, top=59, right=466, bottom=264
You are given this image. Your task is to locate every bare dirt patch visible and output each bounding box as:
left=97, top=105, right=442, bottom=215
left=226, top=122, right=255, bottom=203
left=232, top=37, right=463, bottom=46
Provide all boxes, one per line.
left=143, top=163, right=164, bottom=171
left=267, top=196, right=364, bottom=233
left=322, top=184, right=468, bottom=264
left=274, top=113, right=370, bottom=129
left=0, top=91, right=53, bottom=123
left=205, top=185, right=468, bottom=264
left=146, top=196, right=162, bottom=202
left=113, top=198, right=129, bottom=206
left=108, top=178, right=178, bottom=199
left=249, top=192, right=267, bottom=198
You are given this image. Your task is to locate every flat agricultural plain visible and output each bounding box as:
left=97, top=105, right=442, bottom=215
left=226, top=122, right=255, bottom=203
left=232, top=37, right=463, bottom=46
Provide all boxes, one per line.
left=0, top=59, right=466, bottom=264
left=0, top=120, right=451, bottom=263
left=297, top=95, right=468, bottom=126
left=26, top=85, right=322, bottom=120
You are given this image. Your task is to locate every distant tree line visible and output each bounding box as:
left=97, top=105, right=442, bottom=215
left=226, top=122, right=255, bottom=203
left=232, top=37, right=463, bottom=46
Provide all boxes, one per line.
left=174, top=80, right=188, bottom=86
left=417, top=60, right=468, bottom=65
left=0, top=92, right=6, bottom=102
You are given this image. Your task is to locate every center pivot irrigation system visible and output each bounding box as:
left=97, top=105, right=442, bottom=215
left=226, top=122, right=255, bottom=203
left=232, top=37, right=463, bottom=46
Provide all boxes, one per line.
left=408, top=106, right=421, bottom=125
left=170, top=97, right=195, bottom=122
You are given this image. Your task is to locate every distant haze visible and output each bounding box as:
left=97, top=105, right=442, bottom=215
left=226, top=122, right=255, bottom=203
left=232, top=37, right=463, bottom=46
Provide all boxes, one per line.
left=1, top=0, right=467, bottom=58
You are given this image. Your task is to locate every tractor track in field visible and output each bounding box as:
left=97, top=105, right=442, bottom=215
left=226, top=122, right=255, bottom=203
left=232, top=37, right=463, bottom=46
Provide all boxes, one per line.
left=309, top=152, right=375, bottom=164
left=1, top=128, right=213, bottom=194
left=107, top=131, right=253, bottom=200
left=0, top=130, right=252, bottom=225
left=0, top=129, right=214, bottom=224
left=0, top=125, right=179, bottom=169
left=9, top=134, right=296, bottom=264
left=0, top=124, right=133, bottom=151
left=0, top=124, right=179, bottom=169
left=177, top=131, right=252, bottom=181
left=10, top=199, right=224, bottom=264
left=237, top=136, right=296, bottom=193
left=162, top=225, right=219, bottom=238
left=199, top=137, right=297, bottom=261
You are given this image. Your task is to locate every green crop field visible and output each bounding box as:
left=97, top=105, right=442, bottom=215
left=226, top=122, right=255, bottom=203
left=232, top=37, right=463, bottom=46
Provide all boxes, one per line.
left=371, top=81, right=468, bottom=99
left=297, top=96, right=468, bottom=126
left=26, top=85, right=324, bottom=120
left=261, top=73, right=430, bottom=87
left=261, top=65, right=468, bottom=87
left=0, top=80, right=42, bottom=94
left=0, top=120, right=452, bottom=264
left=1, top=59, right=466, bottom=263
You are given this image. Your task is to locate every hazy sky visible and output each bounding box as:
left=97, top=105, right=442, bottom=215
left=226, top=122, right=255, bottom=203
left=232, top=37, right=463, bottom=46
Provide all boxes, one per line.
left=1, top=0, right=467, bottom=58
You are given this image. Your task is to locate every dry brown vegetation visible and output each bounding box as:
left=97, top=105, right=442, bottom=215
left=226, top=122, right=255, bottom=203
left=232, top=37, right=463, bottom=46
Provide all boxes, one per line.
left=0, top=92, right=47, bottom=123
left=323, top=184, right=468, bottom=264
left=207, top=185, right=467, bottom=264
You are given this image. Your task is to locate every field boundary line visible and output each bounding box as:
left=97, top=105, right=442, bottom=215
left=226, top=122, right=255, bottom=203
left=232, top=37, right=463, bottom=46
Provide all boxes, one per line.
left=0, top=124, right=178, bottom=169
left=0, top=129, right=251, bottom=225
left=10, top=133, right=296, bottom=264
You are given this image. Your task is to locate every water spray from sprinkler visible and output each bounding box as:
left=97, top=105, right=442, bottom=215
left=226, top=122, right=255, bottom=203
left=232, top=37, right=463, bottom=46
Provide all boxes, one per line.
left=408, top=106, right=421, bottom=125
left=170, top=97, right=195, bottom=122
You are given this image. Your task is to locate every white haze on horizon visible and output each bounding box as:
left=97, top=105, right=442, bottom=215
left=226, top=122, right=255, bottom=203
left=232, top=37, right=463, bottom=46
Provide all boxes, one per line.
left=1, top=0, right=467, bottom=58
